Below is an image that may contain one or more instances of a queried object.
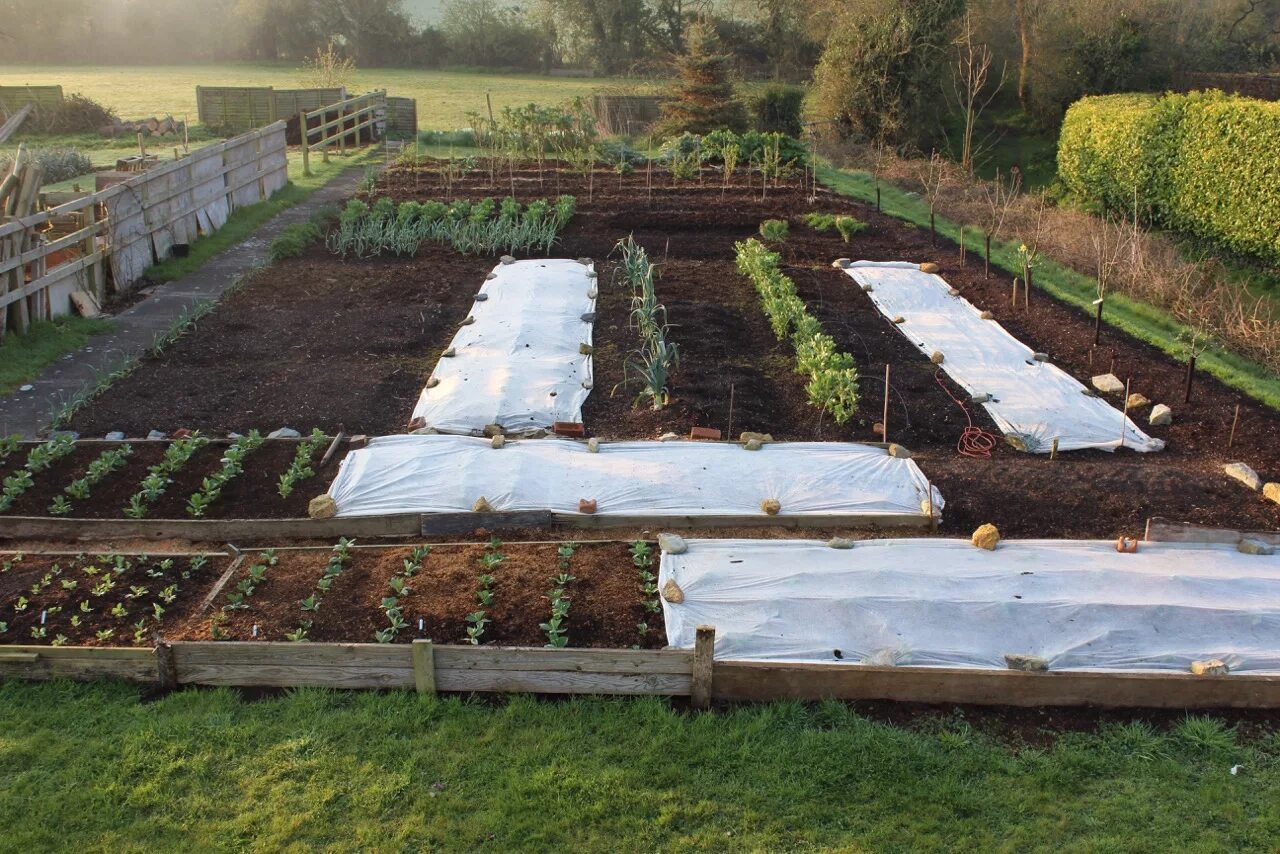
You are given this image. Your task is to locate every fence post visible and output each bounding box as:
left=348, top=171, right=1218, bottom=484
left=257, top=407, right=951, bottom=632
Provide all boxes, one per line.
left=691, top=625, right=715, bottom=710
left=412, top=639, right=436, bottom=695
left=82, top=198, right=102, bottom=303
left=299, top=111, right=311, bottom=177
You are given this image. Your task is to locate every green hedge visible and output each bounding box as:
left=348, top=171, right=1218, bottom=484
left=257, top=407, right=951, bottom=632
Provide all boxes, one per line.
left=1058, top=91, right=1280, bottom=263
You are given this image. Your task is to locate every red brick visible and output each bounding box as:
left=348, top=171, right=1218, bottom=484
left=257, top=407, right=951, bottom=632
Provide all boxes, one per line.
left=689, top=426, right=722, bottom=441
left=554, top=422, right=585, bottom=438
left=578, top=498, right=598, bottom=514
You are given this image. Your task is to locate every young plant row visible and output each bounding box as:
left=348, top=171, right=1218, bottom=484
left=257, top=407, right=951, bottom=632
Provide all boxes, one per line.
left=613, top=235, right=680, bottom=411
left=187, top=431, right=264, bottom=517
left=631, top=540, right=661, bottom=645
left=735, top=238, right=861, bottom=424
left=465, top=539, right=504, bottom=644
left=2, top=552, right=213, bottom=646
left=541, top=543, right=577, bottom=648
left=804, top=212, right=868, bottom=243
left=50, top=444, right=133, bottom=516
left=288, top=538, right=356, bottom=642
left=217, top=549, right=280, bottom=617
left=0, top=435, right=76, bottom=513
left=124, top=433, right=210, bottom=518
left=328, top=195, right=576, bottom=259
left=376, top=546, right=430, bottom=643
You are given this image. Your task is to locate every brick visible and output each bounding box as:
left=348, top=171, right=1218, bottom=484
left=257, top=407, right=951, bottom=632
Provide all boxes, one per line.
left=689, top=426, right=722, bottom=441
left=553, top=421, right=585, bottom=438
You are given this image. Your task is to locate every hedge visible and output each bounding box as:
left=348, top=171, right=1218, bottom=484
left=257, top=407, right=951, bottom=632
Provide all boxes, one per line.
left=1058, top=91, right=1280, bottom=264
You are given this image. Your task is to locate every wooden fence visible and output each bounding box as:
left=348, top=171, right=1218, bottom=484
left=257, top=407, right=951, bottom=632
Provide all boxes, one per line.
left=0, top=85, right=64, bottom=120
left=196, top=86, right=347, bottom=133
left=299, top=91, right=386, bottom=174
left=385, top=96, right=418, bottom=137
left=4, top=629, right=1280, bottom=709
left=0, top=122, right=288, bottom=325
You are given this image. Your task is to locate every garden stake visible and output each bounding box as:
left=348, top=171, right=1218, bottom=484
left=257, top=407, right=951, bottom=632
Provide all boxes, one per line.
left=876, top=186, right=881, bottom=212
left=930, top=211, right=936, bottom=247
left=882, top=364, right=891, bottom=443
left=1109, top=353, right=1116, bottom=376
left=1184, top=356, right=1196, bottom=403
left=1093, top=298, right=1104, bottom=344
left=1119, top=378, right=1131, bottom=450
left=1228, top=404, right=1241, bottom=449
left=1024, top=270, right=1031, bottom=310
left=984, top=234, right=991, bottom=278
left=959, top=227, right=966, bottom=267
left=727, top=383, right=735, bottom=443
left=1050, top=438, right=1059, bottom=460
left=1011, top=277, right=1019, bottom=308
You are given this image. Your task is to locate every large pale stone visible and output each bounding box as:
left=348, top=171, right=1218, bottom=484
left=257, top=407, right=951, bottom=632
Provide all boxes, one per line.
left=1091, top=373, right=1125, bottom=395
left=472, top=496, right=494, bottom=512
left=761, top=498, right=782, bottom=516
left=1224, top=462, right=1262, bottom=492
left=919, top=262, right=940, bottom=274
left=1238, top=539, right=1275, bottom=556
left=308, top=495, right=337, bottom=519
left=971, top=523, right=1000, bottom=551
left=1004, top=654, right=1048, bottom=672
left=1191, top=659, right=1229, bottom=676
left=827, top=537, right=855, bottom=549
left=661, top=579, right=685, bottom=604
left=739, top=431, right=774, bottom=444
left=1149, top=404, right=1173, bottom=426
left=1126, top=392, right=1151, bottom=410
left=658, top=533, right=688, bottom=554
left=1263, top=482, right=1280, bottom=505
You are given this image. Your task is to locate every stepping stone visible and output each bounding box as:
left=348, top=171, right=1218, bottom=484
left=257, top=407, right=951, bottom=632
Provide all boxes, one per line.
left=1091, top=374, right=1125, bottom=395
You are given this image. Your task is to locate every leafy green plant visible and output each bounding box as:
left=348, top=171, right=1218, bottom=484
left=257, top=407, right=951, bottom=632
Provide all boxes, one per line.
left=835, top=216, right=867, bottom=243
left=465, top=551, right=500, bottom=645
left=62, top=444, right=133, bottom=509
left=736, top=239, right=860, bottom=424
left=805, top=212, right=836, bottom=232
left=374, top=545, right=429, bottom=643
left=186, top=431, right=264, bottom=517
left=759, top=219, right=790, bottom=242
left=632, top=541, right=661, bottom=617
left=611, top=235, right=681, bottom=411
left=277, top=428, right=328, bottom=499
left=542, top=544, right=578, bottom=648
left=121, top=433, right=209, bottom=518
left=0, top=435, right=76, bottom=513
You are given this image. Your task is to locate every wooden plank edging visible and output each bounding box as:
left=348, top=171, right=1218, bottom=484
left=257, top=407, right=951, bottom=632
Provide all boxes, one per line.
left=5, top=641, right=1280, bottom=708
left=0, top=514, right=424, bottom=542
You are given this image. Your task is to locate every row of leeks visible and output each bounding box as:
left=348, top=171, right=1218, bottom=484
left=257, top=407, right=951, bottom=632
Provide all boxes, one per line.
left=327, top=195, right=576, bottom=259
left=612, top=235, right=680, bottom=411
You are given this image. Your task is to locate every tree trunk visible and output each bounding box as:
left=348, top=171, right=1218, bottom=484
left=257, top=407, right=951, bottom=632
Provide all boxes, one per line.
left=1016, top=0, right=1032, bottom=111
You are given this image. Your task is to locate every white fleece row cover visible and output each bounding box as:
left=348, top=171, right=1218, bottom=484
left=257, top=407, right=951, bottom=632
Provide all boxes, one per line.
left=411, top=259, right=595, bottom=436
left=326, top=434, right=944, bottom=520
left=839, top=261, right=1163, bottom=454
left=661, top=538, right=1280, bottom=673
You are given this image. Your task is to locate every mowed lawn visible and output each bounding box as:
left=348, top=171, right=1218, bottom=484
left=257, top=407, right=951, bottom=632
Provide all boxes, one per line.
left=0, top=64, right=650, bottom=131
left=1, top=680, right=1278, bottom=851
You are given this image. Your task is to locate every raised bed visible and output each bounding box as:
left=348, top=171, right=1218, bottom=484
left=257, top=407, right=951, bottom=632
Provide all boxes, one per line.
left=4, top=633, right=1280, bottom=710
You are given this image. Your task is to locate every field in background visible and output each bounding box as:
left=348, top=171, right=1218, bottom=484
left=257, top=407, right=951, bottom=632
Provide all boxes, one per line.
left=0, top=65, right=650, bottom=131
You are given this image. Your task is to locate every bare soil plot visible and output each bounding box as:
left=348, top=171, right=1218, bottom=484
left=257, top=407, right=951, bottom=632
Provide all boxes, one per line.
left=56, top=161, right=1280, bottom=537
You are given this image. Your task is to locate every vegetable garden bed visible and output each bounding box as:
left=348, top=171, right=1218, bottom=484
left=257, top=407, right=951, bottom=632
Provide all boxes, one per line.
left=43, top=159, right=1280, bottom=539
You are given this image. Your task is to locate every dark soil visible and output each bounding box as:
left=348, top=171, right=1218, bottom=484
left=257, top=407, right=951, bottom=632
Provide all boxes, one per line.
left=53, top=160, right=1280, bottom=537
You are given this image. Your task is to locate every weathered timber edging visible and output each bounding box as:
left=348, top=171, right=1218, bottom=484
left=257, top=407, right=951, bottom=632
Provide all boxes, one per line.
left=4, top=634, right=1279, bottom=709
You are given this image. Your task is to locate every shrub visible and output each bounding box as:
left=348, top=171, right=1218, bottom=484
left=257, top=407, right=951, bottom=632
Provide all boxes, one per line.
left=0, top=147, right=93, bottom=185
left=759, top=219, right=790, bottom=242
left=751, top=84, right=805, bottom=136
left=805, top=213, right=836, bottom=232
left=1058, top=91, right=1280, bottom=264
left=269, top=222, right=322, bottom=262
left=835, top=216, right=867, bottom=243
left=46, top=93, right=117, bottom=134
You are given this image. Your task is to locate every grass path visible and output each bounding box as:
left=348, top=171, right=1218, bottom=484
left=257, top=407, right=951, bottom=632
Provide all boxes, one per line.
left=0, top=681, right=1276, bottom=851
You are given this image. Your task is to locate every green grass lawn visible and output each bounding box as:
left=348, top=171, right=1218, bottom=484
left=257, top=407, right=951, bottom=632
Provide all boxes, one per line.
left=0, top=681, right=1276, bottom=851
left=0, top=317, right=114, bottom=396
left=0, top=64, right=648, bottom=131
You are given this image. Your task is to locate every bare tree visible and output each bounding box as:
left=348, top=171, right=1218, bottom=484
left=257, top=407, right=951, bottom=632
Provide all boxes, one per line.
left=950, top=12, right=1006, bottom=174
left=979, top=167, right=1021, bottom=278
left=915, top=150, right=948, bottom=247
left=1013, top=0, right=1047, bottom=111
left=1089, top=213, right=1130, bottom=343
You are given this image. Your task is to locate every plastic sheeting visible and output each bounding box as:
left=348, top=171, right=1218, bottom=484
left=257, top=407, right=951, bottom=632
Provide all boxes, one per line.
left=660, top=538, right=1280, bottom=673
left=838, top=261, right=1164, bottom=454
left=327, top=434, right=944, bottom=520
left=411, top=259, right=595, bottom=436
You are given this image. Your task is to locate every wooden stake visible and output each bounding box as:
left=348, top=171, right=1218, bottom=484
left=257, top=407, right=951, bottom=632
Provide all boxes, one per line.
left=1119, top=377, right=1131, bottom=450
left=1228, top=403, right=1241, bottom=449
left=299, top=112, right=311, bottom=177
left=137, top=132, right=146, bottom=157
left=882, top=364, right=891, bottom=443
left=1184, top=355, right=1196, bottom=404
left=984, top=233, right=991, bottom=278
left=412, top=639, right=436, bottom=695
left=1093, top=297, right=1104, bottom=344
left=930, top=209, right=936, bottom=246
left=1011, top=277, right=1019, bottom=308
left=1050, top=437, right=1059, bottom=460
left=876, top=186, right=881, bottom=212
left=691, top=625, right=715, bottom=711
left=727, top=383, right=735, bottom=442
left=1024, top=269, right=1031, bottom=310
left=959, top=227, right=966, bottom=267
